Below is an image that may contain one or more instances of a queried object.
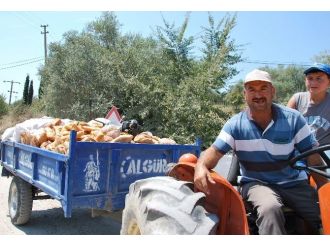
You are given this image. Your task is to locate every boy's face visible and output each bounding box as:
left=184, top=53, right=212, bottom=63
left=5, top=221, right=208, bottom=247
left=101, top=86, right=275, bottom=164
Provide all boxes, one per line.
left=305, top=71, right=330, bottom=95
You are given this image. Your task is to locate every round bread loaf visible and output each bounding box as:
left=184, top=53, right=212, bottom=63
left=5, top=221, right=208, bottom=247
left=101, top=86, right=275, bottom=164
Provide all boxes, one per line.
left=112, top=134, right=134, bottom=143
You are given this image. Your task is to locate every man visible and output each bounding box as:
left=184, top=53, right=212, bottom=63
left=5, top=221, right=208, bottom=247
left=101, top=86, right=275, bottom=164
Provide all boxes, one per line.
left=194, top=69, right=321, bottom=234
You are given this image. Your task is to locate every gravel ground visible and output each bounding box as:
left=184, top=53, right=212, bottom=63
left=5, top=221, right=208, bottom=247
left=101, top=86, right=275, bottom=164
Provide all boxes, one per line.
left=0, top=167, right=121, bottom=235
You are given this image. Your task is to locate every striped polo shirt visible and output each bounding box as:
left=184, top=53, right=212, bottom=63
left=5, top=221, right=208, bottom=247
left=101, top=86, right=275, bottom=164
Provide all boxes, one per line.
left=213, top=103, right=318, bottom=187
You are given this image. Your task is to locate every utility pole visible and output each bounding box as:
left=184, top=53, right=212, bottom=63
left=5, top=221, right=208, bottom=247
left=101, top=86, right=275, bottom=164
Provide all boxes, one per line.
left=10, top=91, right=18, bottom=102
left=3, top=80, right=21, bottom=105
left=41, top=24, right=49, bottom=63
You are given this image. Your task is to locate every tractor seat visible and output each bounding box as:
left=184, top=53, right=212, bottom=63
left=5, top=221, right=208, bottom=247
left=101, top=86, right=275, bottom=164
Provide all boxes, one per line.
left=213, top=151, right=240, bottom=186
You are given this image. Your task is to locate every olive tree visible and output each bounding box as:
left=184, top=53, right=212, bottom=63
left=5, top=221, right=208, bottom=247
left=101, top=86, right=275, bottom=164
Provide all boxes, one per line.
left=39, top=12, right=243, bottom=147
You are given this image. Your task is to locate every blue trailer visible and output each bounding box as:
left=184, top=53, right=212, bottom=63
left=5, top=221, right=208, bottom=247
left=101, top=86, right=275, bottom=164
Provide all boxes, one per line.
left=0, top=131, right=200, bottom=225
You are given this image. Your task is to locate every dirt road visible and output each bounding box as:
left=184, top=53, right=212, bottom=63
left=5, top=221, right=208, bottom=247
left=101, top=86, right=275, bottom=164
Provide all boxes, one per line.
left=0, top=167, right=121, bottom=235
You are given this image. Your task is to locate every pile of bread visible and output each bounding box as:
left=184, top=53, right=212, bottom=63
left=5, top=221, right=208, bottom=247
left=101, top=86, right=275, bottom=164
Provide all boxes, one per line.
left=20, top=118, right=176, bottom=155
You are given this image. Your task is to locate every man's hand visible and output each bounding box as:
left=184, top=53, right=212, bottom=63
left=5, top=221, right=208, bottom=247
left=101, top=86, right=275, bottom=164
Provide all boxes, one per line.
left=194, top=164, right=215, bottom=195
left=193, top=146, right=223, bottom=195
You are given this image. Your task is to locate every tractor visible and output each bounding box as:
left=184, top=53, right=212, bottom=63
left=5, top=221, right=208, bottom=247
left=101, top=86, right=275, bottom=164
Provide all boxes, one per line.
left=120, top=144, right=330, bottom=234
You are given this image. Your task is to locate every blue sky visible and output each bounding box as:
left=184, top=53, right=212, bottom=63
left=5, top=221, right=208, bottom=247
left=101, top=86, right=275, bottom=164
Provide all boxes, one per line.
left=1, top=3, right=330, bottom=104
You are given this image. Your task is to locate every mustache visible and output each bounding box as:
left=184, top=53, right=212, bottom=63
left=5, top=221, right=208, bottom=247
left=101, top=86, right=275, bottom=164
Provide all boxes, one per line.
left=252, top=97, right=266, bottom=101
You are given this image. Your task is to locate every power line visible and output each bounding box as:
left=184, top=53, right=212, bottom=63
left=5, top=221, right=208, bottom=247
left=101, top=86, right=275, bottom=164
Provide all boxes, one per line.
left=21, top=12, right=57, bottom=40
left=242, top=60, right=311, bottom=67
left=0, top=57, right=43, bottom=66
left=10, top=12, right=40, bottom=32
left=10, top=12, right=57, bottom=42
left=0, top=58, right=44, bottom=71
left=22, top=12, right=46, bottom=26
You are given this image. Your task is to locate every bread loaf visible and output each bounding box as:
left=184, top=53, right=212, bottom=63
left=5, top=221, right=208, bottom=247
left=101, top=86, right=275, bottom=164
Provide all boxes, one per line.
left=20, top=132, right=32, bottom=145
left=18, top=117, right=177, bottom=155
left=159, top=138, right=176, bottom=145
left=112, top=134, right=134, bottom=143
left=134, top=133, right=154, bottom=144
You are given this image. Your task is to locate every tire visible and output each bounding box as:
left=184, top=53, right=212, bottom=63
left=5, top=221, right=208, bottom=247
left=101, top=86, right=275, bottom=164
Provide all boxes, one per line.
left=8, top=176, right=33, bottom=225
left=121, top=176, right=219, bottom=235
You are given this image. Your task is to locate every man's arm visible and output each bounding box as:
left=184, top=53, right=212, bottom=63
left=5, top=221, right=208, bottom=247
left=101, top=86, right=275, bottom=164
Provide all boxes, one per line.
left=194, top=146, right=224, bottom=195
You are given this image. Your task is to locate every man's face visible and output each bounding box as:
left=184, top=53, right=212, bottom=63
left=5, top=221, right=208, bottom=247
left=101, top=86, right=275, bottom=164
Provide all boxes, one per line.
left=244, top=81, right=275, bottom=112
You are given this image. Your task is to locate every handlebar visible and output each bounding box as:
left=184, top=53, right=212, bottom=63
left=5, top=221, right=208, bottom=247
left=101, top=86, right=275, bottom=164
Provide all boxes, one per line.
left=289, top=144, right=330, bottom=179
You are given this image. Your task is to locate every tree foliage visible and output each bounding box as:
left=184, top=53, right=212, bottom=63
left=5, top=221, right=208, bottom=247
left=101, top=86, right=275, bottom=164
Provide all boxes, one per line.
left=223, top=51, right=330, bottom=111
left=155, top=13, right=194, bottom=84
left=265, top=65, right=305, bottom=104
left=38, top=76, right=45, bottom=99
left=86, top=12, right=121, bottom=50
left=201, top=13, right=242, bottom=89
left=0, top=94, right=8, bottom=118
left=28, top=80, right=34, bottom=105
left=23, top=75, right=30, bottom=105
left=39, top=12, right=242, bottom=148
left=223, top=80, right=245, bottom=110
left=313, top=50, right=330, bottom=65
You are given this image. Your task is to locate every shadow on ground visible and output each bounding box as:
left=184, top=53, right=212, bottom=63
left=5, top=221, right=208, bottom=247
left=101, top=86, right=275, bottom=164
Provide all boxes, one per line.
left=13, top=207, right=121, bottom=235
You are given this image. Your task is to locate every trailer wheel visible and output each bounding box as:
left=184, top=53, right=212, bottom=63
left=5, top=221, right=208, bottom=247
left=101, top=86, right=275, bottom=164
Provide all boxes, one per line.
left=121, top=176, right=219, bottom=235
left=8, top=176, right=33, bottom=225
